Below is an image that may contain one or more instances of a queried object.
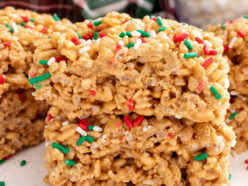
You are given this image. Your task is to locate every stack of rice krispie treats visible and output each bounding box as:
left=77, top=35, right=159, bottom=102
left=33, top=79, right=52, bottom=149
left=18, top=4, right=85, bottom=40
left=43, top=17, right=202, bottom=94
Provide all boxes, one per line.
left=0, top=7, right=75, bottom=160
left=208, top=16, right=248, bottom=153
left=29, top=12, right=235, bottom=185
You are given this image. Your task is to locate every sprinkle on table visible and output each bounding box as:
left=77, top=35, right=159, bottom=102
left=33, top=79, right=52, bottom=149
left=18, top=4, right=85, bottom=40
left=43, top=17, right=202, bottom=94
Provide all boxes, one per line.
left=5, top=24, right=13, bottom=33
left=173, top=33, right=188, bottom=43
left=202, top=57, right=214, bottom=68
left=29, top=72, right=51, bottom=85
left=229, top=173, right=231, bottom=181
left=156, top=16, right=163, bottom=26
left=0, top=181, right=5, bottom=186
left=237, top=30, right=245, bottom=39
left=245, top=159, right=248, bottom=164
left=51, top=142, right=69, bottom=154
left=184, top=39, right=193, bottom=50
left=20, top=160, right=26, bottom=166
left=158, top=26, right=166, bottom=32
left=126, top=42, right=135, bottom=48
left=93, top=20, right=102, bottom=26
left=0, top=75, right=4, bottom=84
left=210, top=86, right=222, bottom=100
left=65, top=159, right=76, bottom=166
left=229, top=112, right=237, bottom=120
left=0, top=159, right=5, bottom=164
left=194, top=152, right=208, bottom=161
left=53, top=13, right=61, bottom=21
left=221, top=23, right=226, bottom=29
left=184, top=52, right=198, bottom=58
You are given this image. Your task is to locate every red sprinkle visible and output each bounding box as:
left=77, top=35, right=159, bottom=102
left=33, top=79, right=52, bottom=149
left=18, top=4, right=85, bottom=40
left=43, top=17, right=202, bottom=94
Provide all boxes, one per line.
left=99, top=33, right=107, bottom=38
left=195, top=37, right=204, bottom=44
left=245, top=159, right=248, bottom=164
left=203, top=45, right=209, bottom=55
left=115, top=44, right=122, bottom=52
left=122, top=19, right=129, bottom=24
left=17, top=92, right=22, bottom=101
left=151, top=17, right=157, bottom=21
left=47, top=114, right=53, bottom=122
left=229, top=19, right=234, bottom=23
left=246, top=166, right=248, bottom=170
left=126, top=99, right=135, bottom=111
left=198, top=79, right=205, bottom=92
left=5, top=155, right=12, bottom=160
left=168, top=133, right=174, bottom=139
left=55, top=57, right=67, bottom=62
left=123, top=116, right=133, bottom=128
left=115, top=123, right=121, bottom=127
left=89, top=90, right=96, bottom=96
left=87, top=22, right=93, bottom=28
left=71, top=37, right=81, bottom=45
left=173, top=33, right=189, bottom=43
left=202, top=57, right=214, bottom=68
left=208, top=50, right=218, bottom=55
left=41, top=26, right=47, bottom=34
left=24, top=25, right=33, bottom=29
left=78, top=123, right=90, bottom=131
left=224, top=45, right=229, bottom=52
left=83, top=33, right=94, bottom=40
left=3, top=42, right=11, bottom=48
left=237, top=31, right=245, bottom=39
left=21, top=16, right=29, bottom=22
left=133, top=115, right=145, bottom=127
left=30, top=73, right=37, bottom=78
left=140, top=37, right=146, bottom=43
left=0, top=75, right=4, bottom=84
left=79, top=119, right=87, bottom=124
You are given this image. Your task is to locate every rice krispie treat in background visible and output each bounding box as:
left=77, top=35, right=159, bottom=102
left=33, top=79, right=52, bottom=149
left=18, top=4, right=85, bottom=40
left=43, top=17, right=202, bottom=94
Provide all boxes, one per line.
left=31, top=12, right=230, bottom=123
left=208, top=17, right=248, bottom=153
left=44, top=108, right=235, bottom=186
left=0, top=7, right=75, bottom=159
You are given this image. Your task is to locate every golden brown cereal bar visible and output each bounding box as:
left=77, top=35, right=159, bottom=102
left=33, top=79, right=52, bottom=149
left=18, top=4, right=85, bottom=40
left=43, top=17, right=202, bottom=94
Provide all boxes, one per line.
left=44, top=108, right=235, bottom=186
left=30, top=12, right=230, bottom=122
left=0, top=90, right=47, bottom=159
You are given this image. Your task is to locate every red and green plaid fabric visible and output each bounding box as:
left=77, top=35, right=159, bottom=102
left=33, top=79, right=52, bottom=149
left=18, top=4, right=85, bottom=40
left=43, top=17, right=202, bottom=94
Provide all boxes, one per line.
left=0, top=0, right=177, bottom=21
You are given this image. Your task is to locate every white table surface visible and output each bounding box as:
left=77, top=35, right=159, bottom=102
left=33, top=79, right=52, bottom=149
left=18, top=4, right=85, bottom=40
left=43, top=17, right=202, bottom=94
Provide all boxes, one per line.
left=0, top=142, right=248, bottom=186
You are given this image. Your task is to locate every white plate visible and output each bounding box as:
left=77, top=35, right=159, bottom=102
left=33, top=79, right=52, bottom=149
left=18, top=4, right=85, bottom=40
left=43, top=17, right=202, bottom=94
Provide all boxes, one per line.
left=0, top=142, right=248, bottom=186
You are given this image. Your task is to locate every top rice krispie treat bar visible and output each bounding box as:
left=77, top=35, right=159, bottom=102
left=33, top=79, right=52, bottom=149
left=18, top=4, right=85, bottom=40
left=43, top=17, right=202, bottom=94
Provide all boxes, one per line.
left=207, top=16, right=248, bottom=95
left=30, top=12, right=230, bottom=122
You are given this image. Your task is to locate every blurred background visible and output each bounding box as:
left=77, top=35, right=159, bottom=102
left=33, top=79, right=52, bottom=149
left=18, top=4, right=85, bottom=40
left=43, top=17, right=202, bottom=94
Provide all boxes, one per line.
left=0, top=0, right=248, bottom=28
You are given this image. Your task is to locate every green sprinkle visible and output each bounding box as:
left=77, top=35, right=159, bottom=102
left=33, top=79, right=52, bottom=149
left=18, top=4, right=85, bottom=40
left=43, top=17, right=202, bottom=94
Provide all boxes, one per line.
left=93, top=32, right=99, bottom=40
left=86, top=136, right=94, bottom=143
left=76, top=136, right=86, bottom=146
left=0, top=159, right=5, bottom=165
left=210, top=86, right=222, bottom=100
left=93, top=20, right=102, bottom=26
left=184, top=52, right=198, bottom=58
left=51, top=142, right=69, bottom=154
left=20, top=160, right=26, bottom=166
left=21, top=22, right=26, bottom=26
left=65, top=159, right=76, bottom=166
left=75, top=32, right=82, bottom=39
left=88, top=125, right=94, bottom=131
left=126, top=32, right=132, bottom=37
left=194, top=152, right=208, bottom=161
left=39, top=60, right=48, bottom=65
left=229, top=173, right=231, bottom=181
left=229, top=112, right=237, bottom=120
left=119, top=32, right=126, bottom=38
left=126, top=43, right=135, bottom=48
left=244, top=15, right=248, bottom=19
left=184, top=39, right=193, bottom=50
left=48, top=36, right=51, bottom=39
left=150, top=15, right=155, bottom=18
left=221, top=23, right=226, bottom=29
left=0, top=181, right=5, bottom=186
left=182, top=23, right=187, bottom=26
left=29, top=72, right=51, bottom=85
left=158, top=26, right=166, bottom=32
left=156, top=16, right=163, bottom=26
left=35, top=83, right=42, bottom=90
left=29, top=18, right=34, bottom=22
left=53, top=13, right=61, bottom=22
left=5, top=24, right=13, bottom=33
left=137, top=30, right=150, bottom=37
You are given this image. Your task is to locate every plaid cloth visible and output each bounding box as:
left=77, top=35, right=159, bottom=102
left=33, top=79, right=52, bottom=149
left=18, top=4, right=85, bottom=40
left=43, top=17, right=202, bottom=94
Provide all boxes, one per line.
left=0, top=0, right=177, bottom=21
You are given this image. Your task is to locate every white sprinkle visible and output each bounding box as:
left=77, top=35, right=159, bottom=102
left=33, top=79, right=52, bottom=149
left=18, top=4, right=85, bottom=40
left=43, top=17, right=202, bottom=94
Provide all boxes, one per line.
left=45, top=141, right=50, bottom=147
left=79, top=39, right=86, bottom=44
left=32, top=92, right=36, bottom=96
left=62, top=121, right=69, bottom=126
left=12, top=22, right=18, bottom=33
left=226, top=118, right=231, bottom=123
left=229, top=37, right=237, bottom=48
left=238, top=95, right=247, bottom=101
left=86, top=39, right=92, bottom=44
left=47, top=57, right=56, bottom=66
left=44, top=125, right=48, bottom=128
left=55, top=116, right=62, bottom=120
left=79, top=45, right=90, bottom=54
left=118, top=40, right=124, bottom=47
left=143, top=127, right=148, bottom=132
left=95, top=38, right=101, bottom=44
left=76, top=127, right=87, bottom=136
left=134, top=38, right=142, bottom=50
left=175, top=115, right=181, bottom=119
left=91, top=142, right=98, bottom=154
left=131, top=31, right=141, bottom=37
left=10, top=14, right=19, bottom=18
left=149, top=30, right=156, bottom=38
left=13, top=36, right=18, bottom=41
left=224, top=79, right=230, bottom=88
left=230, top=91, right=239, bottom=96
left=231, top=139, right=237, bottom=147
left=93, top=126, right=102, bottom=132
left=204, top=40, right=212, bottom=48
left=102, top=134, right=107, bottom=139
left=143, top=180, right=154, bottom=185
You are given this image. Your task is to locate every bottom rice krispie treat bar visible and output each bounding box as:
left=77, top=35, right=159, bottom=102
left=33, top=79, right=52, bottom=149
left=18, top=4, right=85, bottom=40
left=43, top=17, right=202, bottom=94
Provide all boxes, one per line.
left=0, top=90, right=47, bottom=159
left=44, top=109, right=235, bottom=186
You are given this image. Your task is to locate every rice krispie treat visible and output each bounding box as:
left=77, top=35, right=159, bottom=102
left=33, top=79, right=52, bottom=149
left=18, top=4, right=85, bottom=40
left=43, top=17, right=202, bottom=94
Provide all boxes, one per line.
left=44, top=109, right=235, bottom=186
left=0, top=7, right=76, bottom=159
left=30, top=12, right=230, bottom=123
